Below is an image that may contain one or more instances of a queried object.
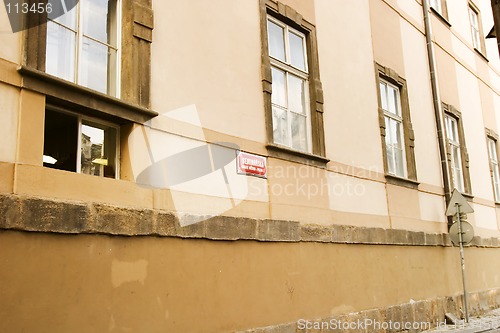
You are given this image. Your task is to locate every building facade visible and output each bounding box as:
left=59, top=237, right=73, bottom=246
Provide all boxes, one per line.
left=1, top=0, right=500, bottom=332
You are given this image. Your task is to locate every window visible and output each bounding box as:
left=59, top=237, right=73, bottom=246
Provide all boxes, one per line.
left=429, top=0, right=449, bottom=21
left=430, top=0, right=442, bottom=14
left=22, top=0, right=155, bottom=119
left=43, top=108, right=119, bottom=179
left=443, top=104, right=471, bottom=194
left=375, top=64, right=417, bottom=183
left=486, top=132, right=500, bottom=201
left=46, top=0, right=119, bottom=96
left=469, top=6, right=481, bottom=49
left=445, top=115, right=465, bottom=192
left=267, top=16, right=310, bottom=152
left=379, top=79, right=406, bottom=177
left=260, top=0, right=326, bottom=164
left=468, top=3, right=486, bottom=54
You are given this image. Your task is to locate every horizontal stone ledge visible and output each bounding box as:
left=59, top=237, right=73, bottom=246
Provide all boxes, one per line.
left=0, top=193, right=499, bottom=248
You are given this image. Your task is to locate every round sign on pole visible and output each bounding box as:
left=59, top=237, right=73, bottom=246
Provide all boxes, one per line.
left=449, top=221, right=474, bottom=245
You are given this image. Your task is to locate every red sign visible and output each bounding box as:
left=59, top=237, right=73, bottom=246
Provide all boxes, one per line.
left=236, top=151, right=267, bottom=178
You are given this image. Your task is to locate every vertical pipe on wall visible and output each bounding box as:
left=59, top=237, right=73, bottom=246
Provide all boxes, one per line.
left=422, top=0, right=453, bottom=208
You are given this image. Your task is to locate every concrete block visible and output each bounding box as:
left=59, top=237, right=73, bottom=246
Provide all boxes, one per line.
left=154, top=211, right=177, bottom=236
left=388, top=229, right=408, bottom=245
left=408, top=231, right=425, bottom=246
left=257, top=219, right=300, bottom=242
left=300, top=224, right=332, bottom=243
left=91, top=203, right=154, bottom=235
left=23, top=197, right=89, bottom=233
left=205, top=216, right=257, bottom=240
left=0, top=194, right=22, bottom=229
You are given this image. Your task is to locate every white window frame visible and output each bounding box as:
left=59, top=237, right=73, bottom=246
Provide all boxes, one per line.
left=445, top=115, right=465, bottom=192
left=488, top=138, right=500, bottom=201
left=468, top=6, right=481, bottom=50
left=379, top=79, right=407, bottom=178
left=45, top=106, right=120, bottom=179
left=267, top=15, right=312, bottom=153
left=46, top=0, right=121, bottom=97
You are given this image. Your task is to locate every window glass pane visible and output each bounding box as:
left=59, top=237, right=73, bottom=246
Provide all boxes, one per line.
left=493, top=166, right=500, bottom=200
left=267, top=20, right=285, bottom=62
left=386, top=146, right=395, bottom=175
left=288, top=75, right=306, bottom=115
left=394, top=147, right=405, bottom=177
left=49, top=5, right=78, bottom=30
left=451, top=146, right=464, bottom=191
left=387, top=85, right=398, bottom=115
left=291, top=113, right=307, bottom=152
left=379, top=82, right=388, bottom=111
left=46, top=21, right=76, bottom=82
left=82, top=0, right=116, bottom=45
left=80, top=37, right=112, bottom=94
left=271, top=67, right=287, bottom=107
left=272, top=107, right=288, bottom=146
left=384, top=116, right=391, bottom=143
left=445, top=116, right=451, bottom=139
left=289, top=31, right=306, bottom=71
left=446, top=116, right=458, bottom=142
left=489, top=139, right=497, bottom=161
left=81, top=120, right=117, bottom=178
left=385, top=117, right=405, bottom=176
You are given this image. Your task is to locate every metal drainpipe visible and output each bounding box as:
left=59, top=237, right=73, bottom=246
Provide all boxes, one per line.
left=422, top=0, right=453, bottom=207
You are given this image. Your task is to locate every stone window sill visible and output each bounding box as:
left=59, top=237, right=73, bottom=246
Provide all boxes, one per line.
left=385, top=174, right=420, bottom=190
left=266, top=144, right=329, bottom=167
left=18, top=66, right=158, bottom=124
left=430, top=7, right=451, bottom=27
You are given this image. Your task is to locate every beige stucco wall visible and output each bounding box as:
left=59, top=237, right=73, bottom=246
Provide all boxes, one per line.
left=0, top=6, right=21, bottom=64
left=1, top=231, right=500, bottom=333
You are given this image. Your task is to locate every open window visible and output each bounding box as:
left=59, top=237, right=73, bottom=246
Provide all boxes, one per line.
left=43, top=108, right=119, bottom=179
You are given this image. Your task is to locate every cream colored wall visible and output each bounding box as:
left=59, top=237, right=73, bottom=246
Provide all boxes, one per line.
left=0, top=5, right=21, bottom=64
left=0, top=82, right=19, bottom=163
left=316, top=0, right=383, bottom=172
left=150, top=0, right=266, bottom=146
left=1, top=231, right=500, bottom=333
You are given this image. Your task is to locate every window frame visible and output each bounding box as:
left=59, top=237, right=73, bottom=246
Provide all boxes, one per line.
left=442, top=104, right=472, bottom=195
left=267, top=15, right=312, bottom=153
left=429, top=0, right=450, bottom=25
left=260, top=0, right=328, bottom=166
left=375, top=64, right=418, bottom=187
left=44, top=105, right=121, bottom=180
left=379, top=79, right=408, bottom=178
left=45, top=0, right=121, bottom=97
left=21, top=0, right=156, bottom=123
left=468, top=2, right=487, bottom=56
left=486, top=129, right=500, bottom=203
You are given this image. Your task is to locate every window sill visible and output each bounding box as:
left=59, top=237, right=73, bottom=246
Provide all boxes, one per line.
left=266, top=144, right=329, bottom=167
left=430, top=7, right=451, bottom=27
left=474, top=48, right=489, bottom=62
left=385, top=174, right=420, bottom=190
left=18, top=66, right=158, bottom=124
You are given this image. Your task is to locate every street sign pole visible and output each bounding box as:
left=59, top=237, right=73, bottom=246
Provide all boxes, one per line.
left=456, top=203, right=470, bottom=323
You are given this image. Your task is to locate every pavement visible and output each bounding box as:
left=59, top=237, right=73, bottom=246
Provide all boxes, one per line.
left=423, top=308, right=500, bottom=332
